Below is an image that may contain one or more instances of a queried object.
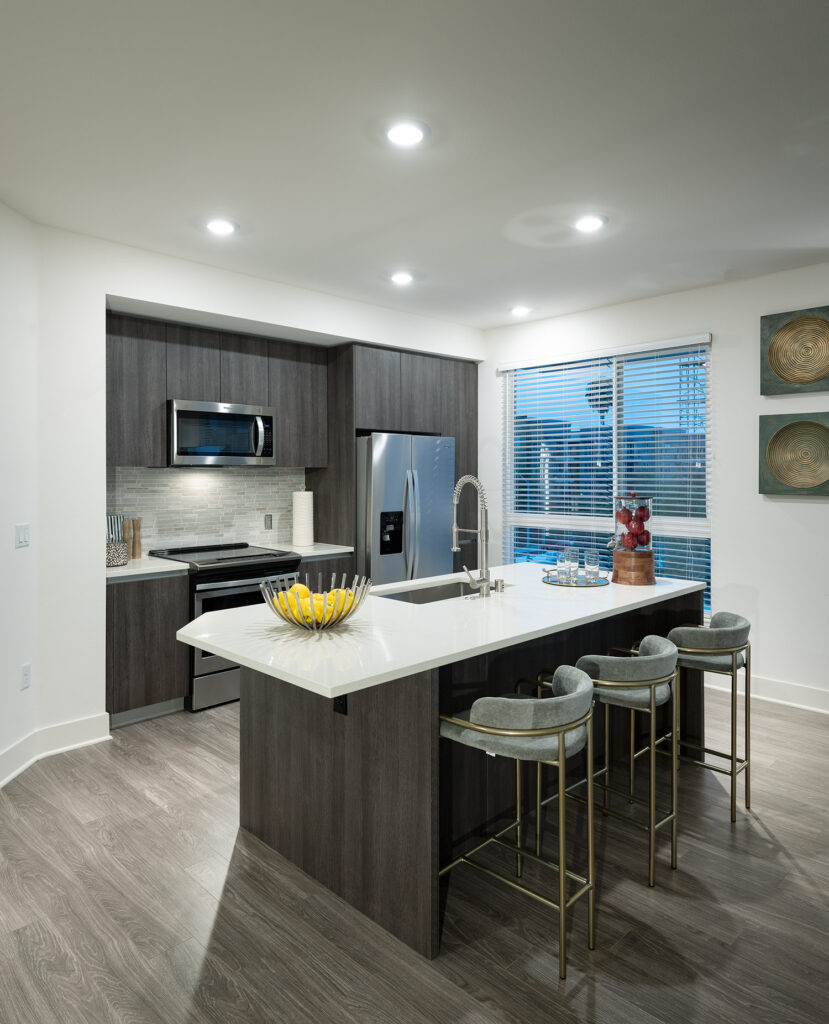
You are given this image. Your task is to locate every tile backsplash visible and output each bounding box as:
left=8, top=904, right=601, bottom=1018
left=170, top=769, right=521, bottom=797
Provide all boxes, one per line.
left=107, top=467, right=306, bottom=550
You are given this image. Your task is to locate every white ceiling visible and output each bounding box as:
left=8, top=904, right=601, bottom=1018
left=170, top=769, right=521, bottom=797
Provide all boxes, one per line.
left=3, top=0, right=829, bottom=328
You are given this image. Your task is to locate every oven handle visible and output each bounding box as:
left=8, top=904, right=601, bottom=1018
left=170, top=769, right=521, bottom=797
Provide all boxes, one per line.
left=195, top=577, right=286, bottom=594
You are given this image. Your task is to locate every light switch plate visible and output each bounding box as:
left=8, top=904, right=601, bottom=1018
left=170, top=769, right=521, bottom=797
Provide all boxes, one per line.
left=14, top=523, right=31, bottom=548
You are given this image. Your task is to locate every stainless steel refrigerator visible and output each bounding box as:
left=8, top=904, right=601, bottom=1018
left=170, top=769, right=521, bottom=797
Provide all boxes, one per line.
left=356, top=433, right=455, bottom=584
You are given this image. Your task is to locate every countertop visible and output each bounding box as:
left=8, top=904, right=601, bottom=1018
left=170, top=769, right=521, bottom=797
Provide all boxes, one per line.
left=176, top=562, right=705, bottom=699
left=106, top=541, right=354, bottom=581
left=293, top=542, right=354, bottom=561
left=106, top=555, right=190, bottom=581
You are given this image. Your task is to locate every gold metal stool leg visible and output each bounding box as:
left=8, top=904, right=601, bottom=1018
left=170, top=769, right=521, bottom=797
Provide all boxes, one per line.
left=745, top=644, right=751, bottom=810
left=586, top=721, right=596, bottom=951
left=730, top=653, right=738, bottom=823
left=629, top=708, right=636, bottom=802
left=516, top=760, right=524, bottom=878
left=603, top=703, right=610, bottom=814
left=648, top=691, right=656, bottom=887
left=557, top=733, right=567, bottom=979
left=536, top=761, right=543, bottom=857
left=671, top=670, right=679, bottom=870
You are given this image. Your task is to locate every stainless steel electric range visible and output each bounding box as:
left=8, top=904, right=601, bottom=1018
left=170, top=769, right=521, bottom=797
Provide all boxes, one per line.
left=149, top=543, right=301, bottom=710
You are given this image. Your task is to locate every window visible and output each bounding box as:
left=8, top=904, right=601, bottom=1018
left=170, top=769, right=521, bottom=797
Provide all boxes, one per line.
left=501, top=337, right=712, bottom=610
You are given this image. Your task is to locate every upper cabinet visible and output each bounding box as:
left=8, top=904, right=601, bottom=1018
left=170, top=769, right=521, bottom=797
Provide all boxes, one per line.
left=220, top=334, right=269, bottom=407
left=107, top=313, right=330, bottom=468
left=399, top=352, right=443, bottom=434
left=353, top=345, right=402, bottom=432
left=268, top=340, right=328, bottom=467
left=166, top=325, right=221, bottom=402
left=106, top=314, right=167, bottom=468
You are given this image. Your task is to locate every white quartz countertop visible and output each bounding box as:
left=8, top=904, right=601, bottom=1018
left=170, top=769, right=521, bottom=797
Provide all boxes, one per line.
left=106, top=555, right=190, bottom=580
left=176, top=562, right=705, bottom=699
left=294, top=542, right=354, bottom=561
left=106, top=541, right=353, bottom=581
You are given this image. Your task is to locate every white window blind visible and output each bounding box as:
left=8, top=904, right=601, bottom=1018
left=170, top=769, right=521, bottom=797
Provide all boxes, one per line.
left=501, top=340, right=712, bottom=608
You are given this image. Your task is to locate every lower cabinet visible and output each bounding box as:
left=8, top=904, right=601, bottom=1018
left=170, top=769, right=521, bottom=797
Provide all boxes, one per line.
left=106, top=575, right=190, bottom=715
left=299, top=556, right=356, bottom=589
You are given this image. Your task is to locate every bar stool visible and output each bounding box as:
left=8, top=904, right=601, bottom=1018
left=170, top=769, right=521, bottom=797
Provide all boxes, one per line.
left=574, top=636, right=678, bottom=887
left=666, top=612, right=751, bottom=822
left=439, top=666, right=595, bottom=979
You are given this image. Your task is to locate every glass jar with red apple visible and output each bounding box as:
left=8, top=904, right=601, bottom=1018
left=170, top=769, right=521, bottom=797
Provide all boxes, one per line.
left=614, top=494, right=653, bottom=552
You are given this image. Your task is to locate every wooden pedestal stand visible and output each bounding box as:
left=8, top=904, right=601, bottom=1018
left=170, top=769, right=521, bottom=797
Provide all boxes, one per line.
left=612, top=548, right=655, bottom=585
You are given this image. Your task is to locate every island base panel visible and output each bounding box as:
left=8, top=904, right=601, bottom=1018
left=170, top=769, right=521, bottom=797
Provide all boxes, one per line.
left=240, top=667, right=440, bottom=959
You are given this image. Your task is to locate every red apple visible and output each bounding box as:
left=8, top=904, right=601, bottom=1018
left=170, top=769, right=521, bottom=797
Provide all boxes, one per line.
left=621, top=532, right=638, bottom=550
left=627, top=518, right=643, bottom=535
left=635, top=505, right=651, bottom=522
left=616, top=507, right=632, bottom=525
left=638, top=529, right=651, bottom=546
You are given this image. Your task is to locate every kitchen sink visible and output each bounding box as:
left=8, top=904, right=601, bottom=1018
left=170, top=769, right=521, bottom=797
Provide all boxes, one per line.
left=375, top=579, right=511, bottom=605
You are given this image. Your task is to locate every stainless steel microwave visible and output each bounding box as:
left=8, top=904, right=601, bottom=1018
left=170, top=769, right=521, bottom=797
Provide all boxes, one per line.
left=168, top=399, right=276, bottom=466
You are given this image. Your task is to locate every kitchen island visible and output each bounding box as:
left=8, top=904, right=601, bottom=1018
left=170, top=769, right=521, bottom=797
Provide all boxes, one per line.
left=178, top=563, right=705, bottom=958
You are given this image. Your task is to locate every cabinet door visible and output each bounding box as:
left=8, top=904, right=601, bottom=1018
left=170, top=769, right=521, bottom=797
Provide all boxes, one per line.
left=268, top=340, right=328, bottom=466
left=399, top=352, right=443, bottom=434
left=166, top=324, right=221, bottom=402
left=106, top=314, right=167, bottom=467
left=353, top=345, right=401, bottom=431
left=220, top=334, right=270, bottom=406
left=106, top=576, right=190, bottom=714
left=440, top=359, right=479, bottom=571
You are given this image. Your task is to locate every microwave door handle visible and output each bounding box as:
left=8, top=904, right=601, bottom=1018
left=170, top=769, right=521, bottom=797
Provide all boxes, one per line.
left=254, top=416, right=265, bottom=457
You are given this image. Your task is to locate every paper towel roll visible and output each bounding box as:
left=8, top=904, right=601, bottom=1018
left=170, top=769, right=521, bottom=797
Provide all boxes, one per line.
left=292, top=491, right=314, bottom=547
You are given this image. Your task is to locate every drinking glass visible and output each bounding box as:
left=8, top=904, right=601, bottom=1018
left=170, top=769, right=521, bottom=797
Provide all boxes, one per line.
left=584, top=549, right=600, bottom=581
left=565, top=546, right=579, bottom=581
left=556, top=551, right=570, bottom=580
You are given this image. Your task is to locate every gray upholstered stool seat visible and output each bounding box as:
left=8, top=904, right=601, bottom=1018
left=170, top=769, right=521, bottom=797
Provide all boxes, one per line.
left=439, top=665, right=595, bottom=979
left=666, top=611, right=751, bottom=822
left=574, top=635, right=679, bottom=887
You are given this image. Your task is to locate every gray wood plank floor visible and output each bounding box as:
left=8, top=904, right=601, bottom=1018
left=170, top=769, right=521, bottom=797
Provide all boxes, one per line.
left=0, top=691, right=827, bottom=1024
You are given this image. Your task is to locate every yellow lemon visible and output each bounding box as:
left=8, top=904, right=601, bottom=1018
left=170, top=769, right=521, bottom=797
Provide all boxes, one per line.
left=289, top=582, right=311, bottom=599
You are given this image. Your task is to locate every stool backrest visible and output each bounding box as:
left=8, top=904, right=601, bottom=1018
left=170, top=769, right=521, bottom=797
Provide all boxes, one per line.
left=576, top=635, right=677, bottom=685
left=469, top=666, right=593, bottom=731
left=667, top=612, right=750, bottom=652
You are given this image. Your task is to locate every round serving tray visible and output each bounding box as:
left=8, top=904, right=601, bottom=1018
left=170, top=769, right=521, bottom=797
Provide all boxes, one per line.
left=542, top=571, right=609, bottom=589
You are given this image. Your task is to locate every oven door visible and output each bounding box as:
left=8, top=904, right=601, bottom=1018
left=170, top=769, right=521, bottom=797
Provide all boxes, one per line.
left=193, top=578, right=266, bottom=676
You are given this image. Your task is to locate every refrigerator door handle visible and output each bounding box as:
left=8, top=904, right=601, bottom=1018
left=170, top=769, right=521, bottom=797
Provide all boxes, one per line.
left=411, top=468, right=421, bottom=580
left=402, top=469, right=414, bottom=579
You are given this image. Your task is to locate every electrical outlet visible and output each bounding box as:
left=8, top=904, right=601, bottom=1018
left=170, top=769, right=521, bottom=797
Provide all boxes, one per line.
left=21, top=663, right=31, bottom=690
left=15, top=523, right=31, bottom=548
left=264, top=514, right=273, bottom=530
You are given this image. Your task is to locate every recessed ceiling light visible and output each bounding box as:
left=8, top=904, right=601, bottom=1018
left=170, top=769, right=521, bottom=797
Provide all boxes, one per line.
left=573, top=214, right=607, bottom=234
left=391, top=271, right=414, bottom=286
left=206, top=218, right=237, bottom=236
left=511, top=305, right=532, bottom=317
left=386, top=121, right=429, bottom=148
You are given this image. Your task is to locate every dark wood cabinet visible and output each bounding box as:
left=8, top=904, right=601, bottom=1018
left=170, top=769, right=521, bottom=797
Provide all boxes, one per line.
left=353, top=345, right=401, bottom=431
left=268, top=340, right=328, bottom=466
left=399, top=352, right=443, bottom=434
left=106, top=314, right=167, bottom=467
left=220, top=334, right=270, bottom=406
left=106, top=575, right=190, bottom=715
left=166, top=324, right=221, bottom=402
left=299, top=556, right=356, bottom=589
left=440, top=359, right=479, bottom=571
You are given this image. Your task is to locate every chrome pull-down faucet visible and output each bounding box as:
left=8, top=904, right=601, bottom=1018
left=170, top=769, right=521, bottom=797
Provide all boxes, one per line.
left=451, top=475, right=491, bottom=597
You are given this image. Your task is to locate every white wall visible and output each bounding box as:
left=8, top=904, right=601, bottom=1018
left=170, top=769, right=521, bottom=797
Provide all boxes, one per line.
left=0, top=204, right=39, bottom=783
left=480, top=262, right=829, bottom=712
left=2, top=219, right=485, bottom=785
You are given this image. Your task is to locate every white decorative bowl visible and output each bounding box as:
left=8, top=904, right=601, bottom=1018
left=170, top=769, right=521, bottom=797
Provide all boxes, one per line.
left=261, top=572, right=371, bottom=632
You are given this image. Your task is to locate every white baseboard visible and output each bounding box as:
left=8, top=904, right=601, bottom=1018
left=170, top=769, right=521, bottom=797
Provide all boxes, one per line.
left=0, top=713, right=111, bottom=790
left=704, top=674, right=829, bottom=715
